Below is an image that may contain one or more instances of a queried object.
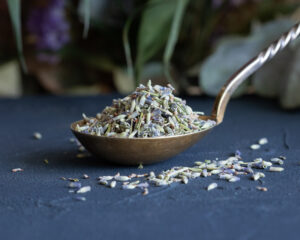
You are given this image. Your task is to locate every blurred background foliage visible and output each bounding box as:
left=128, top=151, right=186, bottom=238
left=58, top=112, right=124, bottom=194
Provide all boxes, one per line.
left=0, top=0, right=300, bottom=108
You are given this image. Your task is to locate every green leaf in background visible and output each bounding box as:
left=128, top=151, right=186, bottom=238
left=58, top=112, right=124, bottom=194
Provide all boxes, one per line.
left=251, top=19, right=300, bottom=108
left=199, top=36, right=255, bottom=97
left=252, top=19, right=296, bottom=98
left=123, top=10, right=137, bottom=86
left=163, top=0, right=189, bottom=88
left=113, top=67, right=136, bottom=94
left=135, top=0, right=180, bottom=85
left=81, top=0, right=91, bottom=38
left=279, top=46, right=300, bottom=109
left=0, top=61, right=22, bottom=97
left=199, top=18, right=296, bottom=100
left=6, top=0, right=27, bottom=72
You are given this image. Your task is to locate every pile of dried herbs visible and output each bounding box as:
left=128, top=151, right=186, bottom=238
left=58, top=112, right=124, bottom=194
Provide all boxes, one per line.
left=76, top=80, right=215, bottom=138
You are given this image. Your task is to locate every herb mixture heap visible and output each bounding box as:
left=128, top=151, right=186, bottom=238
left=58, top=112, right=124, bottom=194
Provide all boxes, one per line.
left=76, top=80, right=215, bottom=138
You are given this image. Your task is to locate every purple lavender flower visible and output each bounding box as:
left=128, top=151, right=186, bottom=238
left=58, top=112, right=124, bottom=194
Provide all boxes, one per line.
left=212, top=0, right=254, bottom=8
left=235, top=150, right=242, bottom=158
left=27, top=0, right=70, bottom=52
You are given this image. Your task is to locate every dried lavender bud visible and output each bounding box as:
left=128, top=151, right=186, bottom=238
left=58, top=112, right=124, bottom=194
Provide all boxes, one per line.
left=207, top=183, right=218, bottom=191
left=11, top=168, right=23, bottom=172
left=33, top=132, right=42, bottom=140
left=256, top=186, right=268, bottom=192
left=228, top=176, right=240, bottom=182
left=250, top=144, right=260, bottom=150
left=258, top=138, right=268, bottom=145
left=76, top=186, right=91, bottom=193
left=82, top=174, right=89, bottom=179
left=74, top=196, right=86, bottom=201
left=69, top=182, right=82, bottom=188
left=142, top=188, right=149, bottom=195
left=110, top=181, right=117, bottom=188
left=269, top=167, right=284, bottom=172
left=138, top=163, right=143, bottom=169
left=122, top=184, right=136, bottom=190
left=115, top=176, right=131, bottom=181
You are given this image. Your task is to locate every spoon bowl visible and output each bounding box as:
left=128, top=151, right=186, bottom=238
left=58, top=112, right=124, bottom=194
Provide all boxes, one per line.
left=71, top=23, right=299, bottom=165
left=71, top=116, right=215, bottom=165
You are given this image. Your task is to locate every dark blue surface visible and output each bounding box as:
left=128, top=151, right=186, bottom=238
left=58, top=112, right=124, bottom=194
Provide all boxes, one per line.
left=0, top=95, right=300, bottom=240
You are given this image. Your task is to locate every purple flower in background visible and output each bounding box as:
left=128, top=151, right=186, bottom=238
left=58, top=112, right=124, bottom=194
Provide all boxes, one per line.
left=27, top=0, right=70, bottom=52
left=212, top=0, right=254, bottom=8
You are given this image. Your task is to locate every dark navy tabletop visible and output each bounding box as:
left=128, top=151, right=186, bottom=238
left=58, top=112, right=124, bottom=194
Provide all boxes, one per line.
left=1, top=95, right=300, bottom=240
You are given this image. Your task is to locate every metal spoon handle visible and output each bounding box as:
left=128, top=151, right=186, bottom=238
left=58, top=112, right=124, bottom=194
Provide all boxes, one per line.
left=211, top=22, right=300, bottom=124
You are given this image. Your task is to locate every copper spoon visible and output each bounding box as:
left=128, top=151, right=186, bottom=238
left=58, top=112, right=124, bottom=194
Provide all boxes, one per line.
left=71, top=23, right=300, bottom=165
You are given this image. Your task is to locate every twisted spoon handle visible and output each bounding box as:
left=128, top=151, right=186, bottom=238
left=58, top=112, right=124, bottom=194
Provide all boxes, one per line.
left=211, top=22, right=300, bottom=124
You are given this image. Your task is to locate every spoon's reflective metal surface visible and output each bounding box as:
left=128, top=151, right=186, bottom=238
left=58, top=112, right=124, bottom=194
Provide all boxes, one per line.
left=71, top=23, right=300, bottom=165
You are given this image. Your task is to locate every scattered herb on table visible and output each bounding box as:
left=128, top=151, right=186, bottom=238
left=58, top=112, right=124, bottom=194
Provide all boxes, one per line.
left=74, top=196, right=86, bottom=201
left=259, top=138, right=268, bottom=145
left=269, top=166, right=284, bottom=172
left=68, top=178, right=79, bottom=182
left=251, top=137, right=269, bottom=150
left=256, top=186, right=268, bottom=192
left=207, top=183, right=218, bottom=191
left=11, top=168, right=23, bottom=172
left=250, top=144, right=261, bottom=150
left=110, top=181, right=116, bottom=188
left=142, top=188, right=149, bottom=195
left=78, top=146, right=85, bottom=152
left=69, top=182, right=82, bottom=188
left=33, top=132, right=42, bottom=140
left=138, top=163, right=143, bottom=169
left=76, top=186, right=91, bottom=194
left=82, top=174, right=89, bottom=179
